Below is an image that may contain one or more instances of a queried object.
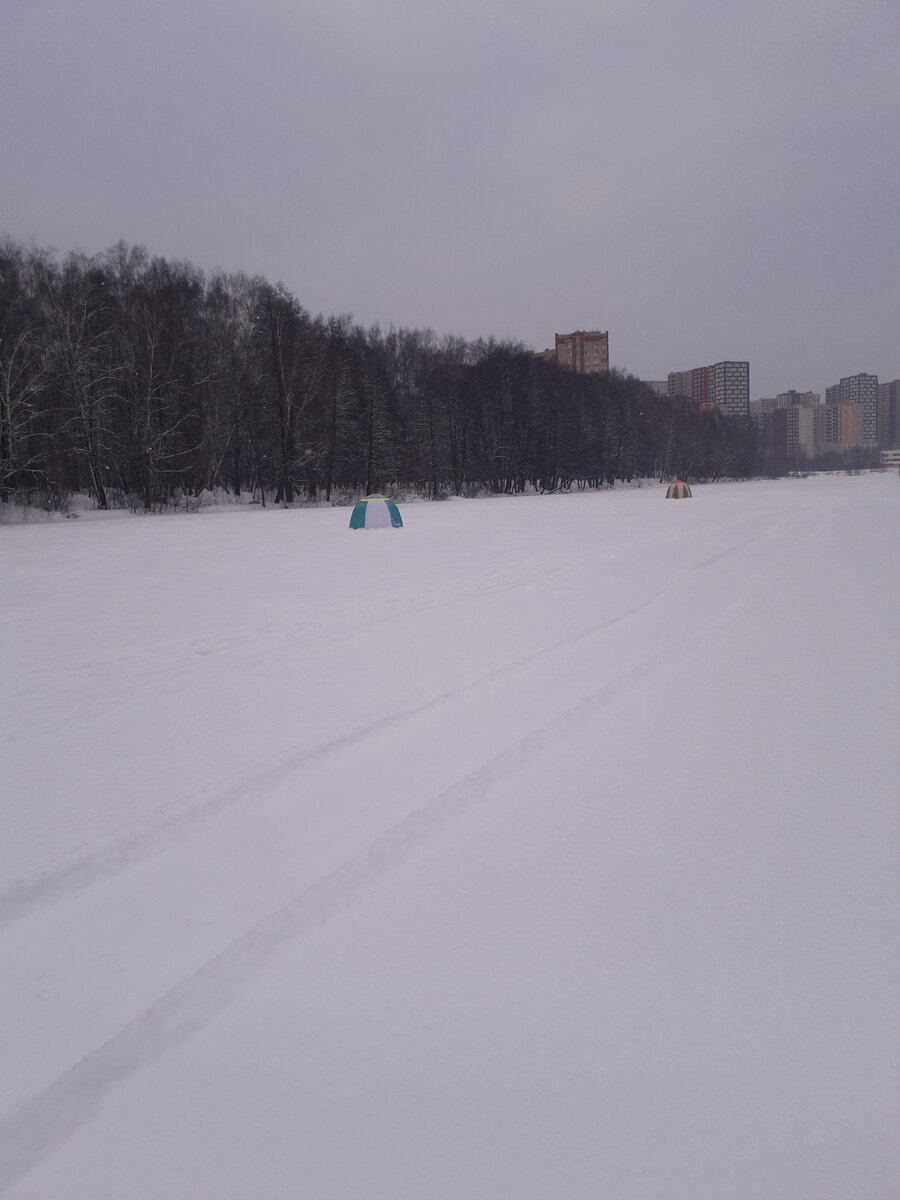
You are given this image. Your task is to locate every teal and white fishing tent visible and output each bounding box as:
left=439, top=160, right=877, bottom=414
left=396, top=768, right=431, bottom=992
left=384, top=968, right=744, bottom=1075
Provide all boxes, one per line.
left=349, top=496, right=403, bottom=529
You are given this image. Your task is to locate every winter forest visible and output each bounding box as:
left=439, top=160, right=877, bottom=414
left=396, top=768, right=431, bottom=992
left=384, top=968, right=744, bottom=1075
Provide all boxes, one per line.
left=0, top=240, right=758, bottom=512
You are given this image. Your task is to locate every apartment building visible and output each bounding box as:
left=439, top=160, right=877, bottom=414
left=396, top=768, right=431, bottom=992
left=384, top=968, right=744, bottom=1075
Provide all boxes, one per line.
left=755, top=397, right=872, bottom=462
left=691, top=366, right=711, bottom=409
left=877, top=380, right=900, bottom=449
left=668, top=360, right=749, bottom=418
left=553, top=330, right=609, bottom=375
left=814, top=403, right=864, bottom=455
left=709, top=361, right=750, bottom=418
left=770, top=406, right=799, bottom=462
left=824, top=373, right=878, bottom=446
left=769, top=406, right=815, bottom=462
left=775, top=390, right=819, bottom=409
left=667, top=370, right=694, bottom=408
left=667, top=366, right=714, bottom=411
left=753, top=371, right=898, bottom=461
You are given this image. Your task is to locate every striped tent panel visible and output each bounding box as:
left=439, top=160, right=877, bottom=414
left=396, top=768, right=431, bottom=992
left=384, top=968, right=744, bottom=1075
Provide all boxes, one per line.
left=665, top=480, right=692, bottom=499
left=349, top=497, right=404, bottom=528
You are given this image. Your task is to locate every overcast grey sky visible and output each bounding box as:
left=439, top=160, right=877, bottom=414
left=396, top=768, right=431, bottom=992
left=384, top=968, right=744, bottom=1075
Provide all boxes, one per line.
left=2, top=0, right=898, bottom=399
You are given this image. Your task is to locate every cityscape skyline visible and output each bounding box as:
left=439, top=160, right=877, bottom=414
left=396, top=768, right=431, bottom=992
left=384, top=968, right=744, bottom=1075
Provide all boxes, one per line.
left=2, top=0, right=897, bottom=408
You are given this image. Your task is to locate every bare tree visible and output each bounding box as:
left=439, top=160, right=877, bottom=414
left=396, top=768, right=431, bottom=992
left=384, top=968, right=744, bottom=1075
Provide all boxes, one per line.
left=38, top=255, right=120, bottom=508
left=0, top=327, right=47, bottom=502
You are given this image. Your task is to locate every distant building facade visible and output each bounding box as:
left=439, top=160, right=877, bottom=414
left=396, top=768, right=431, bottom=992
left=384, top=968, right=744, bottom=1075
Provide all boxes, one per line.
left=667, top=370, right=695, bottom=410
left=877, top=380, right=900, bottom=449
left=667, top=360, right=749, bottom=418
left=770, top=406, right=800, bottom=462
left=644, top=380, right=668, bottom=399
left=752, top=370, right=898, bottom=463
left=814, top=402, right=864, bottom=456
left=775, top=390, right=819, bottom=409
left=553, top=330, right=609, bottom=375
left=824, top=373, right=878, bottom=446
left=769, top=406, right=815, bottom=463
left=709, top=361, right=750, bottom=418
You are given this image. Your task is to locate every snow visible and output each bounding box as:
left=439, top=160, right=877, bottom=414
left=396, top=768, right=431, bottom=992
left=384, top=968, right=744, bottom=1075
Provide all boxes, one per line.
left=1, top=474, right=898, bottom=1199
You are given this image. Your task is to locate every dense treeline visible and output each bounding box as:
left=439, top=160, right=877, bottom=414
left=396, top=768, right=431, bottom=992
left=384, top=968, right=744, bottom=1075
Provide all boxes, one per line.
left=0, top=239, right=757, bottom=510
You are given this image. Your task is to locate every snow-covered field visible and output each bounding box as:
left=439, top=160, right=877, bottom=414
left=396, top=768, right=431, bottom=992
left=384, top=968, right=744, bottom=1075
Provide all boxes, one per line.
left=1, top=474, right=898, bottom=1199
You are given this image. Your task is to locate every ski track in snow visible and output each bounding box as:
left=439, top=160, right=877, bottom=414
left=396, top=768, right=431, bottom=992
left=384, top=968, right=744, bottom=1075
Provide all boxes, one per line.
left=0, top=510, right=804, bottom=932
left=0, top=503, right=820, bottom=1193
left=0, top=648, right=675, bottom=1193
left=2, top=534, right=567, bottom=746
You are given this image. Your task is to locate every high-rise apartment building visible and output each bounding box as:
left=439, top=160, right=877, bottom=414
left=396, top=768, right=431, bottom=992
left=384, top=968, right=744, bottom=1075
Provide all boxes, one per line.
left=877, top=380, right=900, bottom=449
left=554, top=331, right=609, bottom=375
left=798, top=407, right=815, bottom=458
left=814, top=403, right=864, bottom=455
left=708, top=361, right=750, bottom=418
left=667, top=370, right=694, bottom=408
left=770, top=406, right=816, bottom=463
left=770, top=406, right=800, bottom=462
left=825, top=373, right=878, bottom=446
left=775, top=390, right=819, bottom=409
left=667, top=360, right=748, bottom=417
left=839, top=373, right=878, bottom=406
left=691, top=367, right=710, bottom=409
left=753, top=375, right=894, bottom=461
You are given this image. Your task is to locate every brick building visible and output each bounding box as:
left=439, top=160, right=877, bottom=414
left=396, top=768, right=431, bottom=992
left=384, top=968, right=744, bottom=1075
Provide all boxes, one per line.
left=553, top=331, right=609, bottom=375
